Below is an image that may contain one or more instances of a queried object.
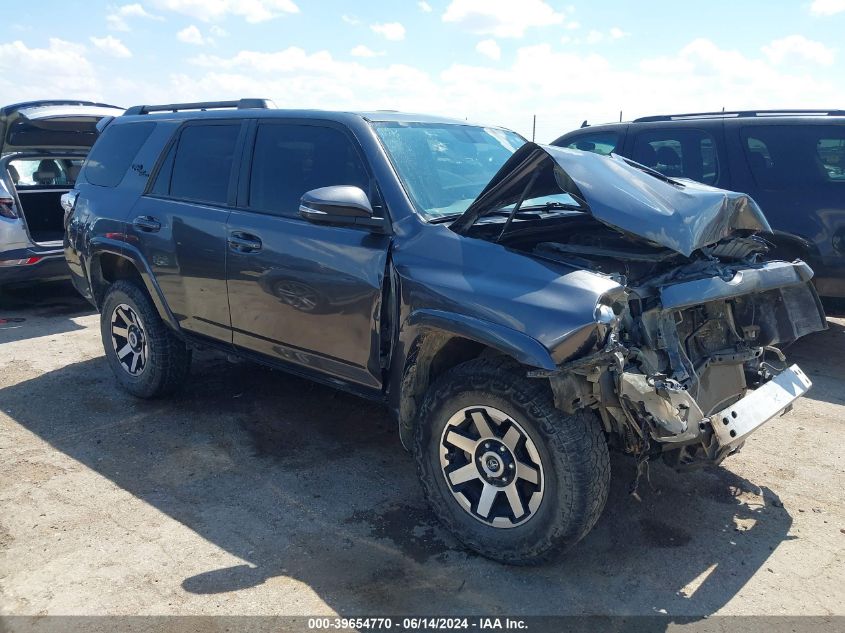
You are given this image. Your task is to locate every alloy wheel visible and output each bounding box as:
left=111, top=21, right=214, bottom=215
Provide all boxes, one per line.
left=110, top=303, right=147, bottom=376
left=439, top=406, right=544, bottom=528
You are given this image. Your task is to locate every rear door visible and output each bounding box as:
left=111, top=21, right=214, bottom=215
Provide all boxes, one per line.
left=729, top=121, right=845, bottom=274
left=225, top=119, right=390, bottom=392
left=127, top=120, right=245, bottom=343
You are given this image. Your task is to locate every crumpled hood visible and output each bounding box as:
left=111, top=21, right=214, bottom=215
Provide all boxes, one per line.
left=450, top=142, right=772, bottom=257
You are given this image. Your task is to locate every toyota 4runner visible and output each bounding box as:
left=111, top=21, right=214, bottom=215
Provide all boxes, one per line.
left=64, top=99, right=827, bottom=564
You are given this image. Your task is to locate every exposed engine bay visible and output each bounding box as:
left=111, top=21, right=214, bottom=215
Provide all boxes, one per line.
left=497, top=217, right=826, bottom=470
left=454, top=142, right=827, bottom=476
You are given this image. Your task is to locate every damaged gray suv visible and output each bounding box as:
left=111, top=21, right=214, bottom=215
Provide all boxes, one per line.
left=65, top=103, right=827, bottom=564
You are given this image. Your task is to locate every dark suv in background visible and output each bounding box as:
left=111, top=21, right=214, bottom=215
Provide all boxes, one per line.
left=64, top=99, right=825, bottom=564
left=553, top=110, right=845, bottom=299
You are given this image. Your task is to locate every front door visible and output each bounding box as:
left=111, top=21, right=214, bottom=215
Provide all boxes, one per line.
left=225, top=120, right=390, bottom=391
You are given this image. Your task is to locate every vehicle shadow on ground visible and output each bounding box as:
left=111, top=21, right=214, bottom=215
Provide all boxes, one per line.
left=0, top=281, right=94, bottom=344
left=1, top=350, right=796, bottom=618
left=783, top=319, right=845, bottom=406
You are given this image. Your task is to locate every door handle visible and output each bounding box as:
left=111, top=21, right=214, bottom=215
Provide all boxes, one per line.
left=228, top=232, right=262, bottom=252
left=133, top=215, right=161, bottom=232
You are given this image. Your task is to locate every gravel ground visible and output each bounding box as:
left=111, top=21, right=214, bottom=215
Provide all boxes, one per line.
left=0, top=282, right=843, bottom=619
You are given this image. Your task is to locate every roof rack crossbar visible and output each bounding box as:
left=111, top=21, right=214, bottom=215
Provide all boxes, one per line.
left=634, top=109, right=845, bottom=123
left=124, top=98, right=275, bottom=116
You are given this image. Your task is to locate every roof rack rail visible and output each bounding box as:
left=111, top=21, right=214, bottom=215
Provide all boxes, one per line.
left=633, top=109, right=845, bottom=123
left=124, top=98, right=275, bottom=116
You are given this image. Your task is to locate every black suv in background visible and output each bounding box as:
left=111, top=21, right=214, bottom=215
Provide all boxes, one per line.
left=553, top=111, right=845, bottom=299
left=64, top=99, right=825, bottom=564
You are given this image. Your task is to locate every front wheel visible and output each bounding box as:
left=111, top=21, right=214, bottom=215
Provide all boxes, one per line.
left=100, top=280, right=191, bottom=398
left=414, top=358, right=610, bottom=564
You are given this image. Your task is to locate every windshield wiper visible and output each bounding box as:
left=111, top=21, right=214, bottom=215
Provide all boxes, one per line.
left=518, top=201, right=586, bottom=212
left=495, top=171, right=540, bottom=243
left=429, top=214, right=460, bottom=224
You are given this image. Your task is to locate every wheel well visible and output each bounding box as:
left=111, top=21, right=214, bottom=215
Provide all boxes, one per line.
left=398, top=332, right=520, bottom=447
left=90, top=253, right=144, bottom=308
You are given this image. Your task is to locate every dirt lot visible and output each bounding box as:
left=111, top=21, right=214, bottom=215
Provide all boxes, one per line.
left=1, top=282, right=843, bottom=618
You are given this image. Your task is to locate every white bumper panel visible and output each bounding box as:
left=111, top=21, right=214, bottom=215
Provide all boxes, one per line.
left=712, top=364, right=812, bottom=451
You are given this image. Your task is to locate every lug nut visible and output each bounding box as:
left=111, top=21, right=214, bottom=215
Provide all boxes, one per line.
left=484, top=443, right=490, bottom=449
left=509, top=464, right=514, bottom=469
left=499, top=446, right=505, bottom=453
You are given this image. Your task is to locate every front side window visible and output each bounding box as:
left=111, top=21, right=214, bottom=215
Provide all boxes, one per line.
left=372, top=122, right=525, bottom=220
left=563, top=131, right=620, bottom=155
left=248, top=124, right=369, bottom=217
left=742, top=124, right=845, bottom=189
left=166, top=123, right=240, bottom=205
left=632, top=128, right=720, bottom=184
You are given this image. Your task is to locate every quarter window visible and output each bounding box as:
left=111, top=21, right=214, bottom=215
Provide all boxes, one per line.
left=166, top=123, right=240, bottom=205
left=248, top=124, right=369, bottom=217
left=83, top=122, right=155, bottom=188
left=632, top=129, right=720, bottom=184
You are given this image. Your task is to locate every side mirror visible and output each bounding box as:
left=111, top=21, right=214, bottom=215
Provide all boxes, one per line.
left=299, top=186, right=385, bottom=231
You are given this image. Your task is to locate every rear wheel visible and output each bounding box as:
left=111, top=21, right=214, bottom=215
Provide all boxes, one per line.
left=414, top=358, right=610, bottom=564
left=100, top=280, right=191, bottom=398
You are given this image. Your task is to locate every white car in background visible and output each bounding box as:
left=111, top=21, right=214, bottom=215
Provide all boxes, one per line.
left=0, top=100, right=123, bottom=292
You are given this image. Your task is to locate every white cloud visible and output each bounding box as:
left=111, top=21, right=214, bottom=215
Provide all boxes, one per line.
left=565, top=21, right=580, bottom=30
left=342, top=14, right=360, bottom=25
left=810, top=0, right=845, bottom=15
left=107, top=3, right=163, bottom=31
left=442, top=0, right=565, bottom=38
left=351, top=45, right=384, bottom=58
left=182, top=47, right=435, bottom=113
left=90, top=35, right=133, bottom=58
left=475, top=39, right=501, bottom=60
left=4, top=35, right=843, bottom=144
left=0, top=38, right=101, bottom=102
left=762, top=34, right=834, bottom=66
left=154, top=38, right=838, bottom=140
left=586, top=30, right=603, bottom=44
left=371, top=22, right=406, bottom=41
left=418, top=1, right=432, bottom=11
left=209, top=24, right=228, bottom=37
left=177, top=24, right=206, bottom=45
left=152, top=0, right=299, bottom=23
left=586, top=27, right=628, bottom=44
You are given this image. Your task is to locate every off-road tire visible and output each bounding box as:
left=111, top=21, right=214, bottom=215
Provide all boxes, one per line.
left=100, top=280, right=191, bottom=398
left=414, top=357, right=610, bottom=565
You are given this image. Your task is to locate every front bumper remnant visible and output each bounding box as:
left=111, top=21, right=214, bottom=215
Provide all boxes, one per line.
left=711, top=364, right=812, bottom=451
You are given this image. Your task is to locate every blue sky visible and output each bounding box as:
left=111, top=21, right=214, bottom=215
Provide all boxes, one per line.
left=1, top=0, right=844, bottom=140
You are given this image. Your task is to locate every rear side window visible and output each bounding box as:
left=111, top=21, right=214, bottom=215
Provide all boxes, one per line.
left=162, top=123, right=240, bottom=205
left=83, top=122, right=155, bottom=188
left=743, top=125, right=845, bottom=188
left=248, top=124, right=369, bottom=217
left=562, top=132, right=620, bottom=155
left=632, top=128, right=719, bottom=184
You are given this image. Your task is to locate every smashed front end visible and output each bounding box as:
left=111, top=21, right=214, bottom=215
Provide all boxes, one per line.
left=544, top=253, right=824, bottom=469
left=453, top=142, right=827, bottom=470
